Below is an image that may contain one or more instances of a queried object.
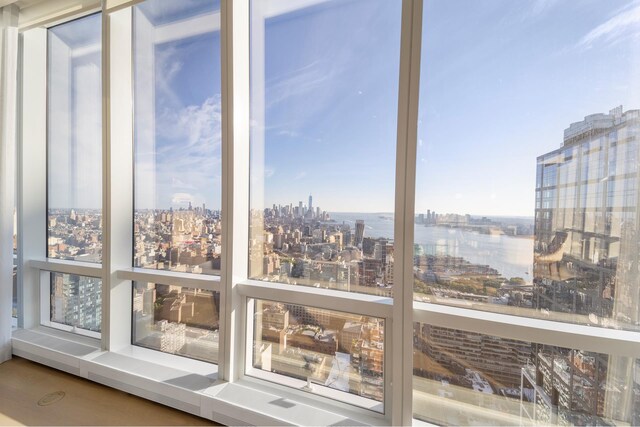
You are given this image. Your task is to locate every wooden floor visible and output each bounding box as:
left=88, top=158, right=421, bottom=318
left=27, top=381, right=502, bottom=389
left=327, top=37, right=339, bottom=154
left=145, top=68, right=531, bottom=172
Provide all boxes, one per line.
left=0, top=357, right=221, bottom=426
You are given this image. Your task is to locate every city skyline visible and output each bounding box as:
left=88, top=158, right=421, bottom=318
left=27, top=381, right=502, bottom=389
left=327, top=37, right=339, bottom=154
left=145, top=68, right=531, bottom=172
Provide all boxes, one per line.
left=47, top=1, right=640, bottom=216
left=48, top=204, right=537, bottom=218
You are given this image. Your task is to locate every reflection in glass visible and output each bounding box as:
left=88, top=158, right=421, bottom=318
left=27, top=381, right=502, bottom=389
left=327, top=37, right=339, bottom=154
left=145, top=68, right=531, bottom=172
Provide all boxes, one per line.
left=133, top=0, right=222, bottom=275
left=533, top=119, right=640, bottom=331
left=132, top=282, right=219, bottom=363
left=251, top=300, right=384, bottom=410
left=47, top=14, right=102, bottom=263
left=413, top=0, right=640, bottom=332
left=50, top=273, right=102, bottom=333
left=248, top=0, right=401, bottom=297
left=413, top=323, right=640, bottom=426
left=11, top=264, right=17, bottom=319
left=12, top=208, right=17, bottom=318
left=12, top=208, right=16, bottom=255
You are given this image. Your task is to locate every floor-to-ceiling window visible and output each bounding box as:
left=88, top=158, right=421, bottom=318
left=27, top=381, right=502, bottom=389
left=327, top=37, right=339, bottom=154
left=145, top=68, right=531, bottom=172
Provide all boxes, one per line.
left=8, top=0, right=640, bottom=425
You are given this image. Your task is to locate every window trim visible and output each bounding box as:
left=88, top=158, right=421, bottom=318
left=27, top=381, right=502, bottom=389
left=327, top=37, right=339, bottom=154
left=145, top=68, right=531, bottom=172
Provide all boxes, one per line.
left=394, top=0, right=423, bottom=423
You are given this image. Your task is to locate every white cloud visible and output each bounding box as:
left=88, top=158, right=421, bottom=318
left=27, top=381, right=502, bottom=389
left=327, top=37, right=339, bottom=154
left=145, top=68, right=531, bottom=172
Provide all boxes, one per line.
left=294, top=171, right=307, bottom=180
left=171, top=192, right=194, bottom=205
left=577, top=1, right=640, bottom=50
left=136, top=95, right=222, bottom=209
left=265, top=60, right=335, bottom=110
left=264, top=167, right=276, bottom=178
left=158, top=96, right=222, bottom=150
left=277, top=129, right=300, bottom=138
left=151, top=46, right=185, bottom=108
left=530, top=0, right=558, bottom=17
left=172, top=177, right=196, bottom=190
left=137, top=0, right=213, bottom=21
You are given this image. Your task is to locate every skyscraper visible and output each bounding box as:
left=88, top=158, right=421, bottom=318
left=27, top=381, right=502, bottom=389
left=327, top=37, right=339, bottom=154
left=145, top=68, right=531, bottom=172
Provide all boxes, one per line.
left=308, top=194, right=313, bottom=217
left=524, top=106, right=640, bottom=425
left=533, top=106, right=640, bottom=327
left=355, top=219, right=365, bottom=248
left=51, top=273, right=102, bottom=332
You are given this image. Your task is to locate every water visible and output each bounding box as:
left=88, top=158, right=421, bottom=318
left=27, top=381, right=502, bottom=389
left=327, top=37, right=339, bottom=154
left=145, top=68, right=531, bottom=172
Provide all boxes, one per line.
left=330, top=212, right=534, bottom=282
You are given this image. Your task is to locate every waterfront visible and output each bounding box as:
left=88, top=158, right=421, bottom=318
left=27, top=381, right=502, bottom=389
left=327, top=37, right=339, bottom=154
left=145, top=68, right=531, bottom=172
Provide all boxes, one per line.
left=330, top=212, right=534, bottom=283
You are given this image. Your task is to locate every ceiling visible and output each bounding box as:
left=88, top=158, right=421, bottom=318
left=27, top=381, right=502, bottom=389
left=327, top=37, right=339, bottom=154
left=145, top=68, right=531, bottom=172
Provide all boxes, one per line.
left=0, top=0, right=46, bottom=10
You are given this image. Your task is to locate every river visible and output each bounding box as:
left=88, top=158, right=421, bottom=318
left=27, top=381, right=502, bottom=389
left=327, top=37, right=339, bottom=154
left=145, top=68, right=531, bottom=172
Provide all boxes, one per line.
left=329, top=212, right=534, bottom=282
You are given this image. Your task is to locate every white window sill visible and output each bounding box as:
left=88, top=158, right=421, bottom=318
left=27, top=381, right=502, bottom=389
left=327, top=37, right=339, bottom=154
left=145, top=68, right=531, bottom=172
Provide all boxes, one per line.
left=245, top=367, right=384, bottom=413
left=12, top=327, right=391, bottom=426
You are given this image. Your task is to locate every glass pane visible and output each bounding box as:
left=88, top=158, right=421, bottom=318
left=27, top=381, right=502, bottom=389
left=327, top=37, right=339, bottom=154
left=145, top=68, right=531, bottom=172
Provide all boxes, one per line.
left=50, top=273, right=102, bottom=333
left=248, top=0, right=401, bottom=297
left=47, top=14, right=102, bottom=263
left=12, top=264, right=17, bottom=319
left=414, top=0, right=640, bottom=332
left=13, top=208, right=17, bottom=318
left=251, top=299, right=384, bottom=412
left=413, top=323, right=640, bottom=426
left=12, top=207, right=16, bottom=256
left=133, top=0, right=222, bottom=275
left=133, top=282, right=219, bottom=363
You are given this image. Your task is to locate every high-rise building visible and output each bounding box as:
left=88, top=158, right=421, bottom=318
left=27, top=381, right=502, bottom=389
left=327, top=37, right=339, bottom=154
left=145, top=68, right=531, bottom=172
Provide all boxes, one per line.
left=355, top=219, right=365, bottom=247
left=50, top=273, right=102, bottom=332
left=308, top=194, right=313, bottom=216
left=533, top=106, right=640, bottom=327
left=524, top=106, right=640, bottom=425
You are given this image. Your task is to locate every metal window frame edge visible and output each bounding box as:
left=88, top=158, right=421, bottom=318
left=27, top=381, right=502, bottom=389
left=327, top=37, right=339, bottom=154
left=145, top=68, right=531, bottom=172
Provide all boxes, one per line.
left=395, top=0, right=423, bottom=424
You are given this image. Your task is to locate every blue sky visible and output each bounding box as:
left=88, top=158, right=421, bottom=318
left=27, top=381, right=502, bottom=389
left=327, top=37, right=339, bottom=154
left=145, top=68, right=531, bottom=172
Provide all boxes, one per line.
left=257, top=0, right=640, bottom=216
left=416, top=0, right=640, bottom=216
left=134, top=0, right=221, bottom=210
left=126, top=0, right=640, bottom=216
left=255, top=0, right=401, bottom=214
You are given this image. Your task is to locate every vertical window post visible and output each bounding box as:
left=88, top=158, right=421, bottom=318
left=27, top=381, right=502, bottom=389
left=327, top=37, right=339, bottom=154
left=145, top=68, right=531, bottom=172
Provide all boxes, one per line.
left=102, top=5, right=133, bottom=351
left=220, top=0, right=251, bottom=383
left=394, top=0, right=423, bottom=424
left=0, top=4, right=19, bottom=361
left=19, top=27, right=47, bottom=331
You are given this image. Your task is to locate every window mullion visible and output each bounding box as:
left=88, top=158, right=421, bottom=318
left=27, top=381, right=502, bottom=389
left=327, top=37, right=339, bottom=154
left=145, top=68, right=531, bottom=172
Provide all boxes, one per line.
left=18, top=27, right=47, bottom=330
left=394, top=0, right=423, bottom=425
left=0, top=5, right=19, bottom=361
left=102, top=6, right=133, bottom=352
left=220, top=0, right=251, bottom=383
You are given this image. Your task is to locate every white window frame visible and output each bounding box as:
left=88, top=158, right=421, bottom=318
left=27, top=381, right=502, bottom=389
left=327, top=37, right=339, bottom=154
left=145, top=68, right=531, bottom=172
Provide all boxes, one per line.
left=8, top=1, right=640, bottom=426
left=1, top=3, right=19, bottom=357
